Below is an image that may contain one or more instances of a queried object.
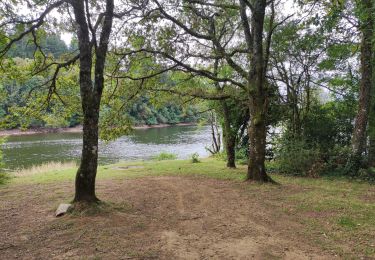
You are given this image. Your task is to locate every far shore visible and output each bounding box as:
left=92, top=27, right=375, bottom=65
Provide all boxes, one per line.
left=0, top=123, right=197, bottom=137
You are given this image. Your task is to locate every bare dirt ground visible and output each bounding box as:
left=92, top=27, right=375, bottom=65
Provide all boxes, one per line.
left=0, top=176, right=337, bottom=259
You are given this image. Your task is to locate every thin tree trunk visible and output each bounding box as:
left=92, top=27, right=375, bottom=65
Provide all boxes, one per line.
left=225, top=134, right=236, bottom=168
left=221, top=101, right=236, bottom=168
left=368, top=86, right=375, bottom=167
left=369, top=134, right=375, bottom=167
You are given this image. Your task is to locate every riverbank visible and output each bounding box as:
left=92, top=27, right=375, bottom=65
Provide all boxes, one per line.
left=0, top=158, right=374, bottom=259
left=0, top=123, right=197, bottom=137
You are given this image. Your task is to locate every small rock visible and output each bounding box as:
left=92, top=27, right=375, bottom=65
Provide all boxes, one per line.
left=55, top=203, right=72, bottom=217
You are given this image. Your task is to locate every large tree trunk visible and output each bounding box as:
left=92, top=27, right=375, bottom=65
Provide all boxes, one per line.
left=244, top=0, right=272, bottom=182
left=349, top=0, right=373, bottom=172
left=221, top=101, right=236, bottom=168
left=247, top=96, right=270, bottom=181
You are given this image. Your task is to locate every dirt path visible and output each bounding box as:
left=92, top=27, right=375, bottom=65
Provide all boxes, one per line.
left=0, top=176, right=334, bottom=259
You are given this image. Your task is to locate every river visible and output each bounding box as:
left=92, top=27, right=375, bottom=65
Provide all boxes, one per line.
left=1, top=125, right=212, bottom=170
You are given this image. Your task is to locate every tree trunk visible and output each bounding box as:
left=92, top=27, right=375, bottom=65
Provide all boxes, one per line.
left=245, top=0, right=272, bottom=182
left=225, top=134, right=236, bottom=168
left=72, top=0, right=114, bottom=202
left=368, top=85, right=375, bottom=167
left=74, top=108, right=100, bottom=202
left=369, top=134, right=375, bottom=167
left=247, top=96, right=270, bottom=181
left=221, top=101, right=236, bottom=168
left=349, top=0, right=373, bottom=172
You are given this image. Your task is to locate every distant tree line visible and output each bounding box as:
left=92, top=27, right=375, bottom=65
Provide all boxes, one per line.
left=0, top=34, right=202, bottom=130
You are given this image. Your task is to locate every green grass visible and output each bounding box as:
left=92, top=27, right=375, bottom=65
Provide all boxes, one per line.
left=1, top=158, right=375, bottom=258
left=7, top=157, right=246, bottom=185
left=151, top=152, right=177, bottom=161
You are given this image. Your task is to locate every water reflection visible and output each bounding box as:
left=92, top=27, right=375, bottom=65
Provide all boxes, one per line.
left=2, top=125, right=211, bottom=170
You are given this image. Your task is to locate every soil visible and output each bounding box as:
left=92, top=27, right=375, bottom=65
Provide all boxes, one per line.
left=0, top=176, right=335, bottom=259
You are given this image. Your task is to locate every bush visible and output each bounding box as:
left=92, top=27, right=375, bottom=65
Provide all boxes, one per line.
left=191, top=153, right=200, bottom=163
left=322, top=146, right=352, bottom=175
left=152, top=152, right=177, bottom=161
left=274, top=138, right=321, bottom=176
left=357, top=168, right=375, bottom=182
left=0, top=173, right=8, bottom=185
left=235, top=147, right=248, bottom=165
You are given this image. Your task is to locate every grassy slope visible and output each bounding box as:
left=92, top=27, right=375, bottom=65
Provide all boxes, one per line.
left=2, top=158, right=375, bottom=257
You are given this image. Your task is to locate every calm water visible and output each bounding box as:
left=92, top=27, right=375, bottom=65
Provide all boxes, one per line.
left=2, top=125, right=212, bottom=170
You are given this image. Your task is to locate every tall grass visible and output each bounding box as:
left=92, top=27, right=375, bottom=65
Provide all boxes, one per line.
left=13, top=161, right=77, bottom=177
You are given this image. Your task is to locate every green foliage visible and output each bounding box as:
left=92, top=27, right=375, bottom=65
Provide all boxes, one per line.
left=274, top=137, right=321, bottom=176
left=356, top=168, right=375, bottom=182
left=235, top=147, right=249, bottom=165
left=6, top=33, right=69, bottom=59
left=128, top=96, right=200, bottom=126
left=0, top=57, right=202, bottom=132
left=191, top=153, right=200, bottom=163
left=303, top=102, right=354, bottom=150
left=152, top=152, right=177, bottom=161
left=99, top=107, right=133, bottom=142
left=0, top=57, right=81, bottom=130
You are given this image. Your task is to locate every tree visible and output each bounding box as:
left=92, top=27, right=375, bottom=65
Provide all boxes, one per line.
left=0, top=0, right=132, bottom=203
left=128, top=0, right=290, bottom=182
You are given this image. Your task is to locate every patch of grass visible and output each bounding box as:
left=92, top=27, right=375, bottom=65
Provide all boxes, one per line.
left=278, top=175, right=375, bottom=258
left=8, top=157, right=246, bottom=185
left=12, top=161, right=77, bottom=177
left=337, top=216, right=357, bottom=229
left=69, top=201, right=132, bottom=217
left=151, top=152, right=177, bottom=161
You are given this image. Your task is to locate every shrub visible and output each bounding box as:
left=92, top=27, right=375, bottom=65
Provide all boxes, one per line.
left=235, top=147, right=248, bottom=165
left=211, top=151, right=226, bottom=161
left=356, top=168, right=375, bottom=182
left=0, top=173, right=8, bottom=185
left=274, top=138, right=321, bottom=176
left=191, top=153, right=200, bottom=163
left=152, top=152, right=177, bottom=161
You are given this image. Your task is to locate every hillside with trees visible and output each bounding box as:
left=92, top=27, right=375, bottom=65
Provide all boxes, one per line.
left=0, top=34, right=202, bottom=129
